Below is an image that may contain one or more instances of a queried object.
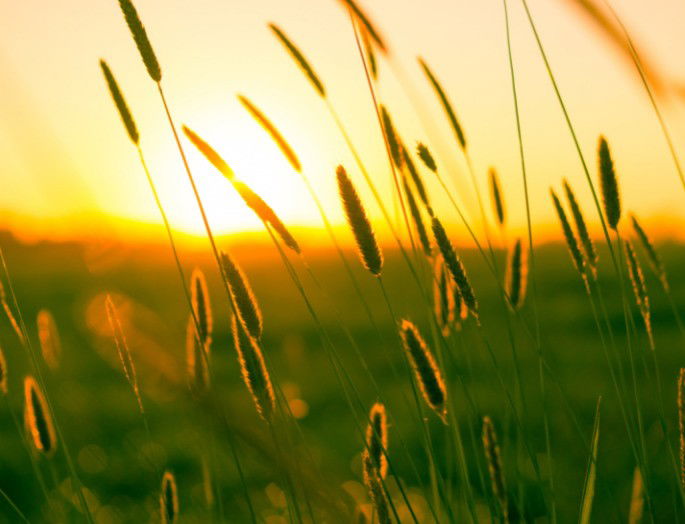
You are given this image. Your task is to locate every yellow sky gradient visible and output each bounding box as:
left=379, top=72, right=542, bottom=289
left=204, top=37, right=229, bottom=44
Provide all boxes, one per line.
left=1, top=0, right=684, bottom=247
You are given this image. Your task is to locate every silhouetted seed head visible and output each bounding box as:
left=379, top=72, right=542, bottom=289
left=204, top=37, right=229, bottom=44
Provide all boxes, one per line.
left=402, top=178, right=432, bottom=257
left=337, top=166, right=383, bottom=276
left=362, top=454, right=391, bottom=524
left=399, top=319, right=447, bottom=422
left=679, top=368, right=685, bottom=490
left=220, top=251, right=263, bottom=340
left=361, top=29, right=378, bottom=80
left=100, top=60, right=139, bottom=144
left=431, top=217, right=478, bottom=315
left=117, top=0, right=161, bottom=82
left=182, top=126, right=235, bottom=180
left=185, top=317, right=210, bottom=394
left=238, top=94, right=301, bottom=172
left=598, top=136, right=621, bottom=229
left=550, top=189, right=586, bottom=277
left=433, top=257, right=455, bottom=336
left=37, top=309, right=61, bottom=370
left=624, top=240, right=652, bottom=347
left=563, top=180, right=598, bottom=275
left=416, top=142, right=437, bottom=173
left=232, top=316, right=275, bottom=421
left=482, top=416, right=508, bottom=521
left=364, top=403, right=388, bottom=479
left=190, top=269, right=213, bottom=350
left=231, top=180, right=301, bottom=253
left=488, top=168, right=506, bottom=227
left=340, top=0, right=387, bottom=53
left=24, top=376, right=56, bottom=456
left=160, top=471, right=179, bottom=524
left=418, top=58, right=466, bottom=150
left=403, top=145, right=431, bottom=212
left=0, top=347, right=7, bottom=395
left=630, top=213, right=668, bottom=290
left=380, top=106, right=403, bottom=170
left=268, top=24, right=326, bottom=98
left=505, top=239, right=527, bottom=311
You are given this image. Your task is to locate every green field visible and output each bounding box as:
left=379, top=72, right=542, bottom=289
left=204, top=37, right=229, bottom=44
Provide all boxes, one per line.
left=0, top=232, right=683, bottom=522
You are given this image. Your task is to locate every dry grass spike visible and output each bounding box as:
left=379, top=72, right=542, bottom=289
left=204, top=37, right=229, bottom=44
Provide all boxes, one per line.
left=482, top=416, right=508, bottom=522
left=489, top=168, right=506, bottom=228
left=598, top=136, right=621, bottom=229
left=364, top=402, right=388, bottom=479
left=505, top=239, right=527, bottom=311
left=630, top=213, right=668, bottom=290
left=563, top=179, right=598, bottom=276
left=186, top=316, right=210, bottom=394
left=117, top=0, right=161, bottom=82
left=268, top=24, right=326, bottom=98
left=624, top=239, right=653, bottom=348
left=550, top=189, right=586, bottom=278
left=190, top=268, right=213, bottom=350
left=100, top=59, right=139, bottom=144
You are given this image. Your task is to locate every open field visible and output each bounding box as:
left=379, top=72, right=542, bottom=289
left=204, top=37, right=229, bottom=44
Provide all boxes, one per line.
left=0, top=233, right=684, bottom=522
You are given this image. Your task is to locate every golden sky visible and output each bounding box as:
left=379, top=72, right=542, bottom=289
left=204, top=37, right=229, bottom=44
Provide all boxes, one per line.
left=1, top=0, right=684, bottom=245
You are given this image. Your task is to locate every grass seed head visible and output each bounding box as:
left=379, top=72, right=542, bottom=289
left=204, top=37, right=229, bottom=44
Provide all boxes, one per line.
left=24, top=376, right=56, bottom=456
left=550, top=189, right=586, bottom=278
left=431, top=217, right=477, bottom=315
left=340, top=0, right=387, bottom=53
left=598, top=136, right=621, bottom=229
left=482, top=416, right=508, bottom=520
left=380, top=106, right=403, bottom=170
left=416, top=142, right=437, bottom=173
left=190, top=269, right=213, bottom=350
left=160, top=470, right=179, bottom=524
left=362, top=454, right=391, bottom=524
left=399, top=319, right=447, bottom=421
left=337, top=165, right=383, bottom=276
left=630, top=213, right=667, bottom=290
left=489, top=168, right=506, bottom=227
left=99, top=60, right=139, bottom=144
left=232, top=316, right=275, bottom=421
left=563, top=179, right=598, bottom=275
left=403, top=178, right=432, bottom=257
left=186, top=317, right=210, bottom=395
left=37, top=309, right=62, bottom=370
left=624, top=239, right=652, bottom=347
left=220, top=251, right=263, bottom=340
left=118, top=0, right=161, bottom=82
left=365, top=402, right=388, bottom=479
left=269, top=24, right=326, bottom=97
left=505, top=238, right=527, bottom=310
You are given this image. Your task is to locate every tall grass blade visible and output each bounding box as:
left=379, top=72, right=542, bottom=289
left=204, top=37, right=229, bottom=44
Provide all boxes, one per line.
left=579, top=397, right=601, bottom=524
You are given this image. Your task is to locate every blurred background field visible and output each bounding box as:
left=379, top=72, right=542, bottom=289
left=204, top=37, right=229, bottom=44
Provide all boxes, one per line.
left=0, top=232, right=683, bottom=522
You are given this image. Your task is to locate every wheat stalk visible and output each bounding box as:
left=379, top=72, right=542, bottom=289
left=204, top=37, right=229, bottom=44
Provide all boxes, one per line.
left=36, top=310, right=61, bottom=371
left=598, top=136, right=621, bottom=230
left=24, top=376, right=57, bottom=457
left=232, top=316, right=275, bottom=421
left=482, top=416, right=508, bottom=522
left=399, top=319, right=447, bottom=422
left=431, top=216, right=477, bottom=315
left=563, top=179, right=598, bottom=275
left=337, top=165, right=383, bottom=276
left=160, top=470, right=179, bottom=524
left=220, top=251, right=263, bottom=340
